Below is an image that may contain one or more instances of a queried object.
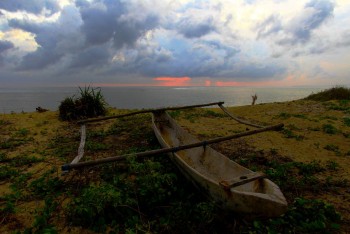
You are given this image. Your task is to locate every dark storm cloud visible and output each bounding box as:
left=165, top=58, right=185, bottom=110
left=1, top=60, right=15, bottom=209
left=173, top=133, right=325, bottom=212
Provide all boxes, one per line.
left=177, top=16, right=216, bottom=38
left=79, top=1, right=125, bottom=46
left=4, top=0, right=160, bottom=74
left=112, top=37, right=285, bottom=81
left=113, top=14, right=159, bottom=49
left=0, top=0, right=59, bottom=15
left=79, top=0, right=159, bottom=49
left=18, top=47, right=62, bottom=70
left=8, top=6, right=84, bottom=70
left=69, top=44, right=111, bottom=69
left=105, top=38, right=239, bottom=78
left=0, top=0, right=318, bottom=85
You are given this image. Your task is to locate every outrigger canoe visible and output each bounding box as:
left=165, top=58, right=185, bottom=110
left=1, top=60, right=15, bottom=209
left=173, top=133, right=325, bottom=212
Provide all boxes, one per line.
left=151, top=110, right=288, bottom=217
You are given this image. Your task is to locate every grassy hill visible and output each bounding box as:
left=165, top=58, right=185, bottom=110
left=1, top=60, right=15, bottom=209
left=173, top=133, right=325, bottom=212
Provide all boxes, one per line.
left=1, top=94, right=349, bottom=233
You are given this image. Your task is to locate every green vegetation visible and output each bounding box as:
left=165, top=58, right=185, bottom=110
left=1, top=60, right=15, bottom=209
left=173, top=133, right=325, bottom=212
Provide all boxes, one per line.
left=305, top=86, right=350, bottom=101
left=1, top=91, right=348, bottom=233
left=323, top=124, right=338, bottom=134
left=324, top=144, right=341, bottom=156
left=344, top=117, right=350, bottom=127
left=251, top=198, right=341, bottom=233
left=326, top=160, right=339, bottom=171
left=0, top=127, right=34, bottom=150
left=282, top=128, right=304, bottom=141
left=170, top=108, right=226, bottom=123
left=58, top=86, right=107, bottom=121
left=277, top=112, right=308, bottom=120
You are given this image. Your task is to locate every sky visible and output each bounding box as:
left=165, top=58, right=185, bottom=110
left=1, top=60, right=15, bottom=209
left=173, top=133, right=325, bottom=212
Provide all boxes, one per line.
left=0, top=0, right=349, bottom=87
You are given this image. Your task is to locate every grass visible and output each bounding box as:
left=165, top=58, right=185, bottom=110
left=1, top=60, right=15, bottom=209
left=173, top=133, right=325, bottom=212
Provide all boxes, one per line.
left=282, top=128, right=304, bottom=141
left=324, top=144, right=341, bottom=156
left=322, top=124, right=338, bottom=134
left=1, top=91, right=350, bottom=233
left=305, top=86, right=350, bottom=101
left=344, top=117, right=350, bottom=127
left=277, top=112, right=308, bottom=120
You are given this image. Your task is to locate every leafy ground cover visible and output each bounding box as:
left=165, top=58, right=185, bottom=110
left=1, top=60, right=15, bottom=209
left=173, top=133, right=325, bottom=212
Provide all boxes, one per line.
left=0, top=97, right=349, bottom=233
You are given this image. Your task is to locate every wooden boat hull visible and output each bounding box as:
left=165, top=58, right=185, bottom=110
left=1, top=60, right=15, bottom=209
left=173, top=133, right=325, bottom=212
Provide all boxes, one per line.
left=151, top=111, right=288, bottom=217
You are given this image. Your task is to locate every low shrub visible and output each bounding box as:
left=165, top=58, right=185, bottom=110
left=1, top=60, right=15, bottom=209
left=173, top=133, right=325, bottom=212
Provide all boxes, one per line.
left=322, top=124, right=338, bottom=135
left=59, top=86, right=107, bottom=121
left=305, top=86, right=350, bottom=101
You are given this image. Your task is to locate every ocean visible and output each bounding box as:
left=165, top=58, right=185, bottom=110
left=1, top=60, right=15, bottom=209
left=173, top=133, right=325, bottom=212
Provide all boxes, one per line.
left=0, top=86, right=326, bottom=113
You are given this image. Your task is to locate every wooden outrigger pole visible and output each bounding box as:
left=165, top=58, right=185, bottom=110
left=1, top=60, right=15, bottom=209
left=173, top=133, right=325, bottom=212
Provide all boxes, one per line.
left=63, top=101, right=283, bottom=172
left=218, top=104, right=264, bottom=128
left=77, top=101, right=225, bottom=124
left=65, top=102, right=225, bottom=170
left=62, top=123, right=283, bottom=171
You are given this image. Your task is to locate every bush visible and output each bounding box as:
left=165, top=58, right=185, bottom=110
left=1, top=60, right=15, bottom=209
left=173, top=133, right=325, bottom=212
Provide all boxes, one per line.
left=305, top=86, right=350, bottom=101
left=59, top=86, right=107, bottom=121
left=251, top=198, right=341, bottom=233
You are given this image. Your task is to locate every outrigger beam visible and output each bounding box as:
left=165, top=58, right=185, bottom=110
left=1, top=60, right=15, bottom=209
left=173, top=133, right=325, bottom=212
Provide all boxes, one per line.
left=218, top=104, right=264, bottom=128
left=77, top=101, right=225, bottom=124
left=62, top=123, right=283, bottom=171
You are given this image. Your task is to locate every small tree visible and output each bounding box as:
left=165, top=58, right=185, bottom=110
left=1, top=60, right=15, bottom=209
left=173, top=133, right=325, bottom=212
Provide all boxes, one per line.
left=251, top=94, right=258, bottom=105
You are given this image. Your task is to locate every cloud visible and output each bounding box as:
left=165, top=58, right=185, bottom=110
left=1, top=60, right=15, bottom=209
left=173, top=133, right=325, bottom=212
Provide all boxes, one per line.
left=8, top=5, right=84, bottom=70
left=256, top=15, right=282, bottom=39
left=126, top=37, right=240, bottom=78
left=256, top=0, right=334, bottom=47
left=0, top=39, right=14, bottom=65
left=336, top=30, right=350, bottom=47
left=217, top=62, right=286, bottom=80
left=79, top=1, right=124, bottom=46
left=79, top=0, right=159, bottom=49
left=69, top=44, right=111, bottom=69
left=0, top=39, right=13, bottom=53
left=170, top=2, right=223, bottom=39
left=177, top=15, right=216, bottom=38
left=0, top=0, right=60, bottom=15
left=0, top=0, right=349, bottom=87
left=279, top=0, right=335, bottom=45
left=3, top=0, right=282, bottom=81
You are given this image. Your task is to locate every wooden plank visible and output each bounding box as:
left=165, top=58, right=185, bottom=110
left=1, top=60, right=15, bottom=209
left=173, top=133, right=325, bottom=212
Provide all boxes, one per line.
left=219, top=104, right=264, bottom=128
left=219, top=172, right=266, bottom=189
left=61, top=122, right=283, bottom=171
left=70, top=124, right=86, bottom=164
left=78, top=101, right=225, bottom=124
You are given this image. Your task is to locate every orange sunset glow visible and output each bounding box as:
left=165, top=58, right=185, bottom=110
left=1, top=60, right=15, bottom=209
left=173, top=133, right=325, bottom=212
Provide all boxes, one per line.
left=87, top=75, right=319, bottom=88
left=153, top=77, right=191, bottom=86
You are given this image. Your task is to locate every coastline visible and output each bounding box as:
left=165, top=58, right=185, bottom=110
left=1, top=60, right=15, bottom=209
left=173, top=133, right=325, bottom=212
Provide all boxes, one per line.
left=0, top=86, right=327, bottom=114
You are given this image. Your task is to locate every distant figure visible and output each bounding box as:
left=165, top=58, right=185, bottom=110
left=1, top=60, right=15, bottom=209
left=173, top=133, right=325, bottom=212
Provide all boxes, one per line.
left=251, top=94, right=257, bottom=105
left=36, top=107, right=48, bottom=113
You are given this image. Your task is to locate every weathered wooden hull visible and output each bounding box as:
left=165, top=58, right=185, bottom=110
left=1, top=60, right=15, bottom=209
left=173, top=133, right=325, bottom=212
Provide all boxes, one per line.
left=151, top=111, right=288, bottom=217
